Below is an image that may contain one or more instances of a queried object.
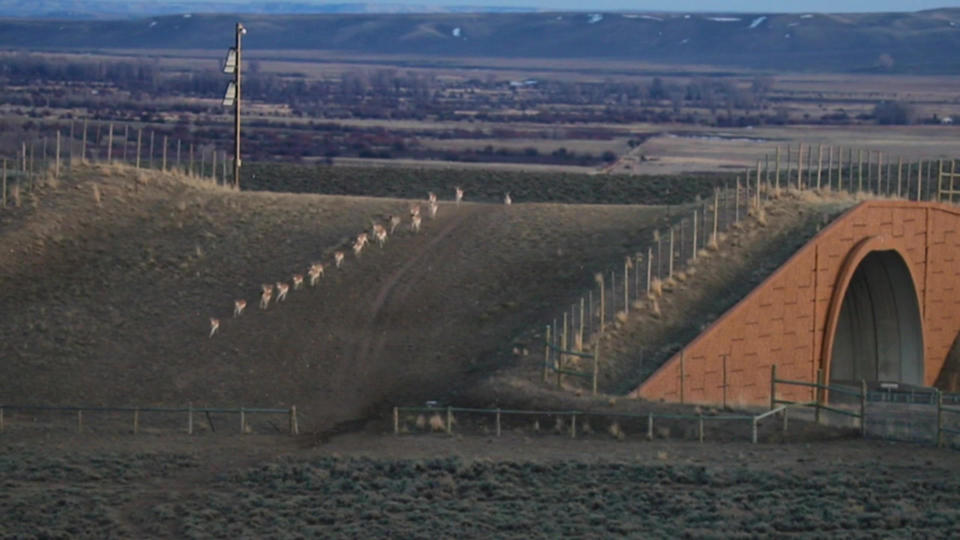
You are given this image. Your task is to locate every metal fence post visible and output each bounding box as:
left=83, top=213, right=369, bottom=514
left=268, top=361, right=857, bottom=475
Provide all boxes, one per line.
left=815, top=369, right=823, bottom=424
left=133, top=408, right=139, bottom=435
left=860, top=380, right=867, bottom=438
left=937, top=390, right=944, bottom=448
left=446, top=406, right=453, bottom=435
left=187, top=403, right=193, bottom=435
left=240, top=407, right=246, bottom=434
left=290, top=405, right=299, bottom=436
left=770, top=364, right=777, bottom=410
left=393, top=406, right=399, bottom=435
left=647, top=412, right=653, bottom=441
left=496, top=408, right=501, bottom=437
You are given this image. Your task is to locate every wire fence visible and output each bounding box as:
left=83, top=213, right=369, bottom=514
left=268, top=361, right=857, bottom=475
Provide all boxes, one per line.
left=541, top=144, right=960, bottom=394
left=0, top=119, right=234, bottom=210
left=393, top=404, right=795, bottom=445
left=0, top=403, right=298, bottom=436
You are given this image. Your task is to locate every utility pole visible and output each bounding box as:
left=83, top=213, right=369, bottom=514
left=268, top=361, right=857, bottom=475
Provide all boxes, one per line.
left=223, top=22, right=246, bottom=190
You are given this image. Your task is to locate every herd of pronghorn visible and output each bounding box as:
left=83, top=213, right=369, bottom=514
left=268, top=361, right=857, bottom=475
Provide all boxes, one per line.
left=209, top=187, right=512, bottom=337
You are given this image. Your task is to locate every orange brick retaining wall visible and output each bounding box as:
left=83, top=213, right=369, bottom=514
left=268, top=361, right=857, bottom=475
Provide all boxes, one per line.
left=630, top=201, right=960, bottom=406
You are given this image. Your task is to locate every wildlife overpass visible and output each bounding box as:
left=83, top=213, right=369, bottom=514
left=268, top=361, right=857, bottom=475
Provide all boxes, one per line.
left=631, top=200, right=960, bottom=406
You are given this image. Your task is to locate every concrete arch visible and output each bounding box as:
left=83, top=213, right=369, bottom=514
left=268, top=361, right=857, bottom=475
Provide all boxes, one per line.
left=820, top=236, right=925, bottom=391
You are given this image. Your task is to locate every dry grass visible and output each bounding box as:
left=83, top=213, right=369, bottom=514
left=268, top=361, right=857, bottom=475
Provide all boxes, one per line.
left=608, top=421, right=625, bottom=441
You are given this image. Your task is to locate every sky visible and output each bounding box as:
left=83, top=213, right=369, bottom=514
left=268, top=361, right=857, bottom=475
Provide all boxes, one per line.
left=186, top=0, right=960, bottom=10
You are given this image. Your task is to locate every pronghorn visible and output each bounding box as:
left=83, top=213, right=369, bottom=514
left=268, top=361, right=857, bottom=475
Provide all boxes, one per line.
left=233, top=299, right=247, bottom=318
left=373, top=223, right=387, bottom=247
left=308, top=262, right=324, bottom=286
left=276, top=282, right=290, bottom=302
left=389, top=215, right=402, bottom=234
left=428, top=192, right=437, bottom=204
left=428, top=201, right=438, bottom=219
left=334, top=251, right=345, bottom=268
left=504, top=193, right=512, bottom=205
left=411, top=214, right=422, bottom=233
left=455, top=186, right=463, bottom=205
left=410, top=203, right=421, bottom=217
left=357, top=232, right=369, bottom=247
left=209, top=317, right=220, bottom=338
left=353, top=238, right=366, bottom=257
left=292, top=274, right=304, bottom=290
left=260, top=284, right=274, bottom=309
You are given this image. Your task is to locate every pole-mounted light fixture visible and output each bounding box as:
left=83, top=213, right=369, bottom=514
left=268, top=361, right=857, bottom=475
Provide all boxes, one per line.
left=222, top=22, right=246, bottom=189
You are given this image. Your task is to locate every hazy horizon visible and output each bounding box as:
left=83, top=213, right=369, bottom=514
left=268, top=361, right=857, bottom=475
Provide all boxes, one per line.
left=171, top=0, right=960, bottom=12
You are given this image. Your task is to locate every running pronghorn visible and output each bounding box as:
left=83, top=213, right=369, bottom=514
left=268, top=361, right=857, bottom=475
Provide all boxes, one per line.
left=373, top=223, right=387, bottom=247
left=389, top=215, right=402, bottom=234
left=260, top=284, right=274, bottom=309
left=209, top=317, right=220, bottom=338
left=334, top=251, right=345, bottom=269
left=276, top=282, right=290, bottom=302
left=504, top=193, right=512, bottom=205
left=292, top=274, right=304, bottom=290
left=233, top=299, right=247, bottom=318
left=455, top=186, right=463, bottom=205
left=410, top=203, right=421, bottom=218
left=308, top=262, right=324, bottom=286
left=428, top=192, right=437, bottom=204
left=428, top=201, right=438, bottom=219
left=353, top=234, right=368, bottom=257
left=411, top=214, right=422, bottom=233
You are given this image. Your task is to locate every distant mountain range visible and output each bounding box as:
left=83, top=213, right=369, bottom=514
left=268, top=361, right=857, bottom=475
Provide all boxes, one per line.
left=0, top=1, right=539, bottom=18
left=2, top=9, right=960, bottom=73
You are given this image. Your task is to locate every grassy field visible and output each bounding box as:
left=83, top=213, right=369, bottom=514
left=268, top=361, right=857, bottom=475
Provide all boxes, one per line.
left=3, top=428, right=960, bottom=539
left=0, top=164, right=686, bottom=432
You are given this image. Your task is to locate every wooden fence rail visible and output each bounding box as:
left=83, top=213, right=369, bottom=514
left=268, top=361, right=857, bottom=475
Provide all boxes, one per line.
left=0, top=403, right=298, bottom=435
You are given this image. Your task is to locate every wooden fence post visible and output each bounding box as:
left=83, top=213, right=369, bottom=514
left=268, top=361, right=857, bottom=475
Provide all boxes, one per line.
left=770, top=364, right=777, bottom=410
left=796, top=144, right=804, bottom=190
left=543, top=325, right=551, bottom=382
left=290, top=405, right=299, bottom=435
left=77, top=409, right=83, bottom=433
left=647, top=412, right=653, bottom=441
left=774, top=145, right=781, bottom=191
left=106, top=123, right=113, bottom=162
left=782, top=407, right=788, bottom=433
left=136, top=129, right=142, bottom=169
left=646, top=247, right=653, bottom=294
left=55, top=131, right=61, bottom=177
left=176, top=139, right=182, bottom=172
left=148, top=131, right=154, bottom=169
left=122, top=125, right=129, bottom=163
left=240, top=407, right=246, bottom=434
left=592, top=346, right=599, bottom=396
left=496, top=408, right=501, bottom=437
left=211, top=150, right=217, bottom=181
left=559, top=312, right=567, bottom=388
left=570, top=414, right=577, bottom=439
left=668, top=228, right=675, bottom=278
left=816, top=143, right=823, bottom=190
left=445, top=406, right=453, bottom=435
left=624, top=258, right=630, bottom=313
left=579, top=298, right=585, bottom=350
left=133, top=408, right=139, bottom=435
left=187, top=403, right=193, bottom=435
left=81, top=119, right=87, bottom=162
left=752, top=418, right=758, bottom=444
left=857, top=149, right=864, bottom=192
left=393, top=407, right=399, bottom=435
left=897, top=157, right=903, bottom=198
left=691, top=210, right=698, bottom=261
left=0, top=407, right=4, bottom=433
left=162, top=136, right=168, bottom=171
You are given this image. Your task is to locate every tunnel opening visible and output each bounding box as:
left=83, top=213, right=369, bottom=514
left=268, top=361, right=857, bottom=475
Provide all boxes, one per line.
left=829, top=250, right=924, bottom=389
